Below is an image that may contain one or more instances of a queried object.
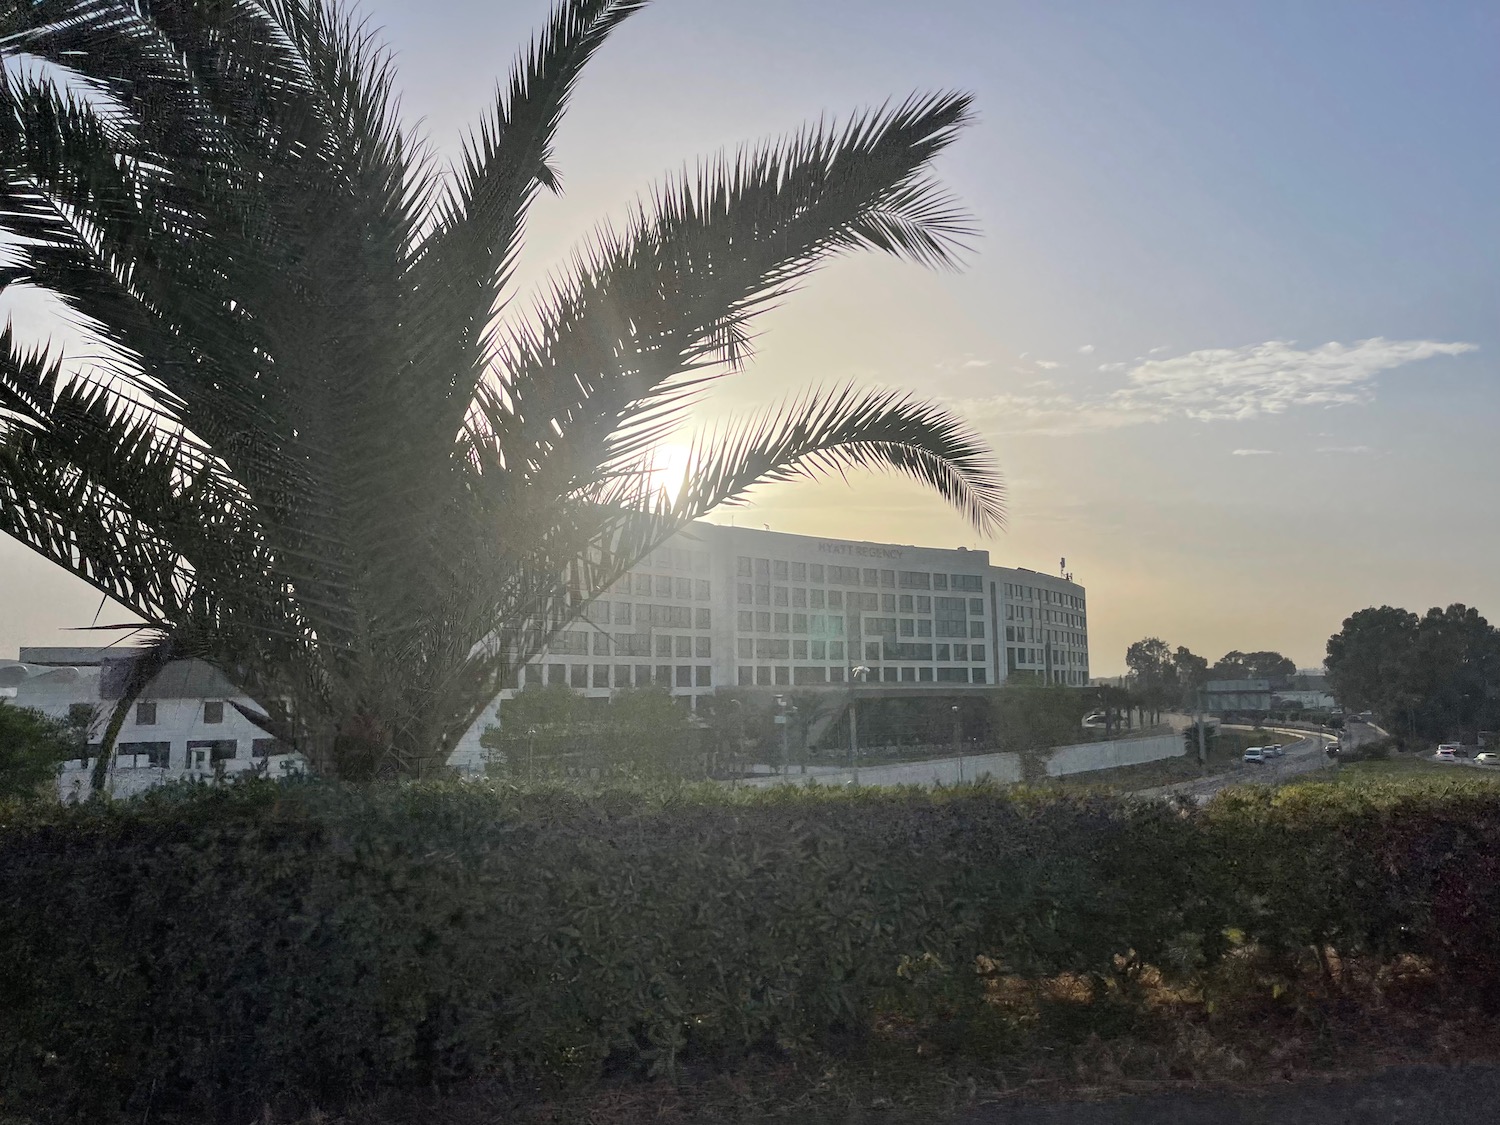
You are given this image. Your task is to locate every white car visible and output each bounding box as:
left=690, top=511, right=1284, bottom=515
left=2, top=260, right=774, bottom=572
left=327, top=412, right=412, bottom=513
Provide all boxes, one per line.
left=1474, top=753, right=1500, bottom=766
left=1262, top=744, right=1285, bottom=759
left=1435, top=747, right=1458, bottom=762
left=1243, top=748, right=1266, bottom=764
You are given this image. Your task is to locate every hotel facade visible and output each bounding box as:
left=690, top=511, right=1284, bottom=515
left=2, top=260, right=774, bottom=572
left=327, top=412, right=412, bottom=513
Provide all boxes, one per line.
left=513, top=522, right=1089, bottom=703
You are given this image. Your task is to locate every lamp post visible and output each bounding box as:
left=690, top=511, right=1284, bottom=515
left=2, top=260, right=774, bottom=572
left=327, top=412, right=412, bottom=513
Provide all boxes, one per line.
left=950, top=703, right=965, bottom=784
left=775, top=695, right=794, bottom=782
left=849, top=665, right=870, bottom=785
left=527, top=725, right=538, bottom=785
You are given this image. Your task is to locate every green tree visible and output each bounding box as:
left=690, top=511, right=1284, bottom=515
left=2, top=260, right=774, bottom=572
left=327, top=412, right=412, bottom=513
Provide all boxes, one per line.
left=0, top=702, right=77, bottom=801
left=0, top=0, right=1002, bottom=781
left=1125, top=637, right=1176, bottom=721
left=1325, top=606, right=1421, bottom=720
left=1173, top=646, right=1209, bottom=705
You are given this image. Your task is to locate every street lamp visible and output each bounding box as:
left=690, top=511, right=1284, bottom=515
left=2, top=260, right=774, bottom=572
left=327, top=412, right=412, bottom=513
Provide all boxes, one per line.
left=849, top=665, right=870, bottom=785
left=775, top=695, right=796, bottom=782
left=951, top=703, right=963, bottom=784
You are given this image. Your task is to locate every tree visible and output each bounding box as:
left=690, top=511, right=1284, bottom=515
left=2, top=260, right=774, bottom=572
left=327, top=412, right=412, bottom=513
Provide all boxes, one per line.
left=1325, top=607, right=1420, bottom=718
left=1125, top=637, right=1175, bottom=721
left=0, top=1, right=1002, bottom=781
left=0, top=702, right=79, bottom=801
left=1173, top=646, right=1209, bottom=704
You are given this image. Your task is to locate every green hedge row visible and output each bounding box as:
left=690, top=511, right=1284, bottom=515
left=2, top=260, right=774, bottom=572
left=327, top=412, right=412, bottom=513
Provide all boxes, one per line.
left=2, top=780, right=1499, bottom=1122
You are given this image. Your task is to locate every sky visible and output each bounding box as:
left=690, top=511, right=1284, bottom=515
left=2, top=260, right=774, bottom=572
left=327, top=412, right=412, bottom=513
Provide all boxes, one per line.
left=2, top=0, right=1497, bottom=675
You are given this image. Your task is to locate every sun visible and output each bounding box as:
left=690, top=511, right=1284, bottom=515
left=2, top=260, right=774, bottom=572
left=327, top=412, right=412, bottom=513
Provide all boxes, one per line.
left=645, top=441, right=694, bottom=503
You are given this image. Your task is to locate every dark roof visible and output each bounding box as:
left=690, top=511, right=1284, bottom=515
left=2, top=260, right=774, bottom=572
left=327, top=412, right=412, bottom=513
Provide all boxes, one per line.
left=100, top=658, right=243, bottom=701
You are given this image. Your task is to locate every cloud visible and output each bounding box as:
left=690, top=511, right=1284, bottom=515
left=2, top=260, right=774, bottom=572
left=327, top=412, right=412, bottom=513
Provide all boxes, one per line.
left=1317, top=445, right=1372, bottom=454
left=1034, top=359, right=1061, bottom=370
left=961, top=358, right=991, bottom=369
left=1097, top=361, right=1126, bottom=373
left=1232, top=449, right=1274, bottom=456
left=1148, top=344, right=1170, bottom=355
left=1078, top=344, right=1095, bottom=355
left=956, top=337, right=1477, bottom=437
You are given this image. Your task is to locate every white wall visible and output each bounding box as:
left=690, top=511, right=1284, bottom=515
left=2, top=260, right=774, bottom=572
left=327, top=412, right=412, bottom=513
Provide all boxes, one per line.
left=1045, top=734, right=1184, bottom=778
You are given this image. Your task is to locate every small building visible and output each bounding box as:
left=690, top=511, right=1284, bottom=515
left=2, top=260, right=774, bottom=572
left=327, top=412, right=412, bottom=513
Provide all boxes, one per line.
left=1203, top=679, right=1272, bottom=715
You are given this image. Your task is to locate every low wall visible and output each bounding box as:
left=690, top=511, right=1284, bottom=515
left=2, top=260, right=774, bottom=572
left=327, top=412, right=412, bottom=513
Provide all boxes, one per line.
left=1044, top=733, right=1185, bottom=778
left=742, top=749, right=1022, bottom=789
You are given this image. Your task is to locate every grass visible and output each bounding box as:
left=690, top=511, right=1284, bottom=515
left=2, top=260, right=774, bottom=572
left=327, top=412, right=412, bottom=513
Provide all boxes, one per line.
left=1293, top=755, right=1500, bottom=792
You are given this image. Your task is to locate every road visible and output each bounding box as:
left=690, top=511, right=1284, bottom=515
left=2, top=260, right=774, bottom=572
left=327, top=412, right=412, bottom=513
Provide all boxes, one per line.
left=1134, top=724, right=1339, bottom=805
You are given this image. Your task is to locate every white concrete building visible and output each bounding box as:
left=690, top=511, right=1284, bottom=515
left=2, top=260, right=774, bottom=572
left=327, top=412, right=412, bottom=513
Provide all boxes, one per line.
left=501, top=521, right=1089, bottom=699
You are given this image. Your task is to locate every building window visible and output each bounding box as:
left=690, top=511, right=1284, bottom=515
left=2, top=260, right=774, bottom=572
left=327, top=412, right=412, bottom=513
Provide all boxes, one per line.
left=119, top=741, right=171, bottom=768
left=793, top=666, right=827, bottom=685
left=881, top=667, right=898, bottom=682
left=933, top=573, right=948, bottom=590
left=790, top=562, right=806, bottom=581
left=862, top=568, right=879, bottom=586
left=675, top=665, right=692, bottom=687
left=655, top=635, right=673, bottom=658
left=755, top=611, right=772, bottom=632
left=738, top=582, right=753, bottom=604
left=898, top=570, right=930, bottom=589
left=898, top=619, right=914, bottom=638
left=901, top=667, right=917, bottom=682
left=635, top=664, right=652, bottom=685
left=756, top=666, right=772, bottom=686
left=952, top=574, right=982, bottom=592
left=864, top=641, right=881, bottom=661
left=570, top=664, right=589, bottom=688
left=695, top=636, right=712, bottom=658
left=695, top=666, right=712, bottom=687
left=917, top=619, right=932, bottom=638
left=973, top=668, right=988, bottom=684
left=792, top=639, right=808, bottom=659
left=809, top=564, right=824, bottom=582
left=811, top=640, right=826, bottom=659
left=250, top=738, right=290, bottom=760
left=918, top=667, right=934, bottom=682
left=936, top=668, right=969, bottom=683
left=935, top=644, right=950, bottom=661
left=593, top=632, right=611, bottom=656
left=773, top=560, right=788, bottom=580
left=829, top=666, right=846, bottom=683
left=675, top=635, right=692, bottom=658
left=614, top=664, right=632, bottom=687
left=614, top=602, right=633, bottom=625
left=189, top=739, right=237, bottom=763
left=774, top=666, right=790, bottom=685
left=593, top=664, right=610, bottom=688
left=774, top=613, right=790, bottom=633
left=203, top=701, right=224, bottom=724
left=773, top=586, right=788, bottom=607
left=793, top=613, right=808, bottom=633
left=828, top=590, right=844, bottom=609
left=737, top=556, right=753, bottom=577
left=829, top=640, right=845, bottom=660
left=970, top=621, right=985, bottom=638
left=737, top=638, right=753, bottom=659
left=754, top=584, right=770, bottom=605
left=738, top=667, right=753, bottom=686
left=695, top=607, right=711, bottom=629
left=136, top=701, right=157, bottom=726
left=809, top=589, right=825, bottom=609
left=971, top=644, right=986, bottom=662
left=969, top=598, right=984, bottom=615
left=791, top=587, right=807, bottom=608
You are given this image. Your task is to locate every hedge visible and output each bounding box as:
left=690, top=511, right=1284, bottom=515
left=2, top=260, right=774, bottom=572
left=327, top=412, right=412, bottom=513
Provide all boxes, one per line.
left=1, top=779, right=1498, bottom=1122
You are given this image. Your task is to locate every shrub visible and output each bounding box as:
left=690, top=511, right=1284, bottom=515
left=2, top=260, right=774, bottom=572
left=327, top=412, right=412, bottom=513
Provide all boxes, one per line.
left=1, top=779, right=1498, bottom=1122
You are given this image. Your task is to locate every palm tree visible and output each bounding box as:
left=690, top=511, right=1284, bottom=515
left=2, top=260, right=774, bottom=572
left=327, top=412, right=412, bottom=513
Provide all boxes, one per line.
left=0, top=0, right=1003, bottom=781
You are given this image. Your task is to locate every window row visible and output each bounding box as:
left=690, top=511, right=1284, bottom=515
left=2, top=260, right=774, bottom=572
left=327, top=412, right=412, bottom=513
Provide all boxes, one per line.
left=528, top=663, right=713, bottom=690
left=133, top=699, right=228, bottom=726
left=734, top=585, right=985, bottom=616
left=735, top=665, right=990, bottom=687
left=1004, top=581, right=1084, bottom=611
left=112, top=738, right=290, bottom=768
left=735, top=557, right=984, bottom=593
left=570, top=604, right=713, bottom=632
left=611, top=575, right=712, bottom=602
left=553, top=632, right=712, bottom=659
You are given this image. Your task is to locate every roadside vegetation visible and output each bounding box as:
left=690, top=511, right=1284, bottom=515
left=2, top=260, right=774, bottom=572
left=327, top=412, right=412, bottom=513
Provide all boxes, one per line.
left=6, top=778, right=1500, bottom=1124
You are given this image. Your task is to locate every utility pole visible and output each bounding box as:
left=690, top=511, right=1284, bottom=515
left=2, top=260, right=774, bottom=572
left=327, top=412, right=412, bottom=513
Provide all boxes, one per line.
left=775, top=695, right=789, bottom=782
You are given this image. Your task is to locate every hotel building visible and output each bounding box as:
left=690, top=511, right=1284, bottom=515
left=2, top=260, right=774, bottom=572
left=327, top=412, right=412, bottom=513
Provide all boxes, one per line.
left=512, top=522, right=1089, bottom=702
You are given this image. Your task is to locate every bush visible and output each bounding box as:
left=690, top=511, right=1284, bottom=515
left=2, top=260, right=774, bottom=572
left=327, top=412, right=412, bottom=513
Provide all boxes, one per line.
left=2, top=779, right=1498, bottom=1122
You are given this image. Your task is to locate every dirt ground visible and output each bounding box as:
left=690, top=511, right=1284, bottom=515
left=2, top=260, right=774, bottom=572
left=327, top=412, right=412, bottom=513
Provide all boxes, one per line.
left=953, top=1063, right=1500, bottom=1124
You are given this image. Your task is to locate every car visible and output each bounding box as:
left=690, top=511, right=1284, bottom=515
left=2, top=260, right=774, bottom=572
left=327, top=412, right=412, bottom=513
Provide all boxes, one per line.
left=1262, top=744, right=1285, bottom=759
left=1435, top=747, right=1458, bottom=762
left=1243, top=748, right=1266, bottom=764
left=1326, top=740, right=1341, bottom=753
left=1475, top=753, right=1500, bottom=766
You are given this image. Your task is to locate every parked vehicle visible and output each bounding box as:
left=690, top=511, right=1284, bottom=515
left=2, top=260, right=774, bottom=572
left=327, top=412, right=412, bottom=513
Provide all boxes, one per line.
left=1262, top=744, right=1285, bottom=759
left=1435, top=747, right=1458, bottom=763
left=1243, top=748, right=1266, bottom=764
left=1475, top=753, right=1500, bottom=766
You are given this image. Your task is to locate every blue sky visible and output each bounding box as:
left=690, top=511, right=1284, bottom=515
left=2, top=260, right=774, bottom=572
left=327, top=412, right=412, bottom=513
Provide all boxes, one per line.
left=2, top=0, right=1496, bottom=674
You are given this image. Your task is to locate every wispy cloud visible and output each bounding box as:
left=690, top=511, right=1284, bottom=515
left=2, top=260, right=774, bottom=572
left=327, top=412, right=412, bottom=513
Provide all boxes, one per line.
left=961, top=358, right=991, bottom=369
left=1232, top=448, right=1274, bottom=456
left=1078, top=344, right=1095, bottom=355
left=1317, top=445, right=1373, bottom=454
left=1034, top=359, right=1061, bottom=370
left=958, top=337, right=1476, bottom=436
